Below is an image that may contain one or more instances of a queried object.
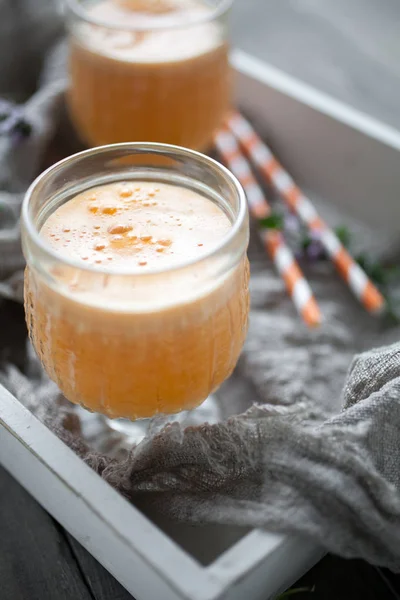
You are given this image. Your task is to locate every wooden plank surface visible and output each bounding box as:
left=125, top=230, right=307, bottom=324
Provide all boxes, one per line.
left=66, top=535, right=133, bottom=600
left=0, top=466, right=92, bottom=600
left=295, top=555, right=400, bottom=600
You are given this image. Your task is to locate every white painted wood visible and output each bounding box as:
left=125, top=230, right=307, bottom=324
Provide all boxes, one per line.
left=233, top=49, right=400, bottom=245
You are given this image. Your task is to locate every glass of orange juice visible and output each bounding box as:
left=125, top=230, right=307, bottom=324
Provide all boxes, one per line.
left=21, top=143, right=249, bottom=436
left=64, top=0, right=232, bottom=150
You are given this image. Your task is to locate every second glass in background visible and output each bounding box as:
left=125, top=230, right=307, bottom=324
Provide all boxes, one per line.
left=65, top=0, right=233, bottom=151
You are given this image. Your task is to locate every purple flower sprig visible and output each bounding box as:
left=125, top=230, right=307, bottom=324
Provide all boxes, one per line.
left=293, top=224, right=351, bottom=263
left=298, top=229, right=327, bottom=262
left=0, top=98, right=32, bottom=144
left=275, top=211, right=327, bottom=262
left=264, top=212, right=353, bottom=264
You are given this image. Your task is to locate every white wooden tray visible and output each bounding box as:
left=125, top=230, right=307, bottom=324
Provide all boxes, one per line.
left=3, top=49, right=400, bottom=600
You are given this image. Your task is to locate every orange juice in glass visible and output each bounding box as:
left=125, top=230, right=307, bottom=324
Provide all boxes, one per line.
left=65, top=0, right=232, bottom=150
left=22, top=144, right=249, bottom=427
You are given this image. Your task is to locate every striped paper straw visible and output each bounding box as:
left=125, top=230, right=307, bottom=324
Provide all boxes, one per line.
left=227, top=110, right=386, bottom=315
left=214, top=127, right=322, bottom=327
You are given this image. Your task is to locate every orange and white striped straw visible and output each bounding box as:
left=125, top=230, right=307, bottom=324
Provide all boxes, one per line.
left=214, top=127, right=322, bottom=327
left=227, top=110, right=386, bottom=315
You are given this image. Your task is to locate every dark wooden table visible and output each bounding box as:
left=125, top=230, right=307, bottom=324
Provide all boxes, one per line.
left=2, top=1, right=400, bottom=598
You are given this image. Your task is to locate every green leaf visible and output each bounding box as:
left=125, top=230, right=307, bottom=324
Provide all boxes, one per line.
left=300, top=234, right=312, bottom=251
left=366, top=262, right=387, bottom=286
left=354, top=254, right=399, bottom=288
left=259, top=213, right=284, bottom=230
left=384, top=265, right=400, bottom=283
left=355, top=252, right=368, bottom=271
left=335, top=225, right=352, bottom=249
left=383, top=295, right=400, bottom=325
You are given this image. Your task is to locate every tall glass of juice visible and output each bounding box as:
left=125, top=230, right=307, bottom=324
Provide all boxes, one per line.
left=22, top=143, right=249, bottom=424
left=65, top=0, right=232, bottom=150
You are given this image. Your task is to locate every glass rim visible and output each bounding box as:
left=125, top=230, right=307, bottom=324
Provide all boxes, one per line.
left=63, top=0, right=233, bottom=32
left=22, top=142, right=248, bottom=278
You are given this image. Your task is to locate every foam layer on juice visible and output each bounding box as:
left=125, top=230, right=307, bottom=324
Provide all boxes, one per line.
left=79, top=0, right=223, bottom=63
left=40, top=181, right=233, bottom=310
left=41, top=181, right=230, bottom=268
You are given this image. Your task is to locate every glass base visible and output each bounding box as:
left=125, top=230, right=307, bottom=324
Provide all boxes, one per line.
left=106, top=394, right=221, bottom=445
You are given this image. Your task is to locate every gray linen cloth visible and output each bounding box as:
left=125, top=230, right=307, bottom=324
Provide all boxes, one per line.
left=1, top=0, right=400, bottom=572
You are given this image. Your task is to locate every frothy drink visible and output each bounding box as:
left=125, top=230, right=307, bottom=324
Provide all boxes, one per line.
left=67, top=0, right=231, bottom=149
left=25, top=181, right=249, bottom=419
